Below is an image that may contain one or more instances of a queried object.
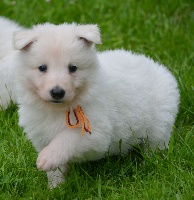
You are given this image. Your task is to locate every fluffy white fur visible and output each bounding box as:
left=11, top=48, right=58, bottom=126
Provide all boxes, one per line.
left=0, top=17, right=179, bottom=188
left=0, top=17, right=23, bottom=108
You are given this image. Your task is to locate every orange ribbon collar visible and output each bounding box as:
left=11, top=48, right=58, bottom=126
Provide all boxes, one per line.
left=66, top=106, right=92, bottom=135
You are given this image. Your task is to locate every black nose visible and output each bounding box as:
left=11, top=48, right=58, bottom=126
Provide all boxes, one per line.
left=50, top=86, right=65, bottom=100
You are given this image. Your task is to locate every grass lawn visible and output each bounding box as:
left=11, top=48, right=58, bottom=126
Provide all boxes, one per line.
left=0, top=0, right=193, bottom=199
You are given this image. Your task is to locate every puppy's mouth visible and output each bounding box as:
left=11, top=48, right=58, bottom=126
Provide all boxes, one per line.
left=51, top=100, right=64, bottom=104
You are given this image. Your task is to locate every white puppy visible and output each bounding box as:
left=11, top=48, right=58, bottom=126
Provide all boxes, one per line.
left=0, top=17, right=179, bottom=188
left=0, top=17, right=22, bottom=108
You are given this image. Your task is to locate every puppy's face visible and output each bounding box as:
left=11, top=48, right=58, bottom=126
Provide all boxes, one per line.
left=14, top=23, right=101, bottom=108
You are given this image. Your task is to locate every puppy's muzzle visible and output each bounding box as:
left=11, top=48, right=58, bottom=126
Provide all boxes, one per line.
left=50, top=86, right=65, bottom=100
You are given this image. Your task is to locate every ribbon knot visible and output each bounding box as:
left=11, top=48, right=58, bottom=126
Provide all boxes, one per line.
left=66, top=106, right=92, bottom=135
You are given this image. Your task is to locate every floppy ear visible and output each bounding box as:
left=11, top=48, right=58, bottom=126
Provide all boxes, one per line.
left=14, top=30, right=37, bottom=51
left=76, top=24, right=102, bottom=46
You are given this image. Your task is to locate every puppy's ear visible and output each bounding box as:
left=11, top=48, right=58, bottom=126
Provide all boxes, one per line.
left=76, top=24, right=102, bottom=46
left=14, top=30, right=37, bottom=51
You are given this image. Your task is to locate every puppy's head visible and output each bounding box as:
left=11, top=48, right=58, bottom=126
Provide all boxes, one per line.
left=14, top=23, right=101, bottom=109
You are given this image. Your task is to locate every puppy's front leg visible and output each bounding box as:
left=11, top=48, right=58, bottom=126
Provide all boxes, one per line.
left=36, top=131, right=79, bottom=172
left=47, top=165, right=66, bottom=188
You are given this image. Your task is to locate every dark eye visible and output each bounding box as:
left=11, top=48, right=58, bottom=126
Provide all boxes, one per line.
left=38, top=65, right=47, bottom=72
left=68, top=64, right=77, bottom=73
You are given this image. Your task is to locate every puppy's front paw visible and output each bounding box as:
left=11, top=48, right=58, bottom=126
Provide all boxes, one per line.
left=36, top=147, right=61, bottom=172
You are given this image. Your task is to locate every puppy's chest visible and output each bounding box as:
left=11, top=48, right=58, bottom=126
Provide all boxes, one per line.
left=19, top=107, right=66, bottom=149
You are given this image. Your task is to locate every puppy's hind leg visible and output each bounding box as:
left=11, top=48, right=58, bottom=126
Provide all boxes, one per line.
left=140, top=136, right=169, bottom=156
left=47, top=165, right=67, bottom=189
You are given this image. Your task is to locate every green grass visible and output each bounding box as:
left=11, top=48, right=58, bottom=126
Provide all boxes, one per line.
left=0, top=0, right=194, bottom=199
